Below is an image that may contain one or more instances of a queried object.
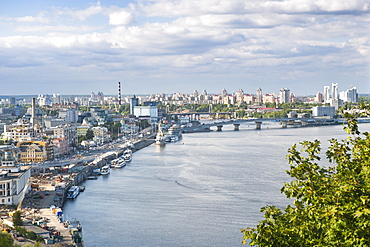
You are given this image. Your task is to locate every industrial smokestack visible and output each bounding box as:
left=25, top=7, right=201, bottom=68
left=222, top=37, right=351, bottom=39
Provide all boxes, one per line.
left=118, top=81, right=121, bottom=106
left=31, top=97, right=36, bottom=127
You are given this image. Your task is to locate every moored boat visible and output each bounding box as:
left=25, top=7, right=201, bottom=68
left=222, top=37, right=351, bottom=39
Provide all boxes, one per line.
left=111, top=158, right=126, bottom=168
left=123, top=153, right=132, bottom=162
left=100, top=165, right=110, bottom=175
left=66, top=186, right=80, bottom=199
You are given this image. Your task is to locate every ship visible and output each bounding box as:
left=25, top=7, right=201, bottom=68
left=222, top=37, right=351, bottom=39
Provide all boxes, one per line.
left=66, top=186, right=80, bottom=199
left=165, top=124, right=182, bottom=142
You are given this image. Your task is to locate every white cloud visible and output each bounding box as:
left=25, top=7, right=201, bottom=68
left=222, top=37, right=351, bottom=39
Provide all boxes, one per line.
left=66, top=2, right=103, bottom=20
left=14, top=15, right=49, bottom=23
left=0, top=0, right=369, bottom=94
left=109, top=10, right=134, bottom=26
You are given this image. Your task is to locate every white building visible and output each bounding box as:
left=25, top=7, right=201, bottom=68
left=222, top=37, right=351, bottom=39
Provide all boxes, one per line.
left=331, top=83, right=339, bottom=100
left=2, top=120, right=33, bottom=142
left=0, top=150, right=31, bottom=206
left=323, top=86, right=330, bottom=103
left=312, top=106, right=335, bottom=118
left=133, top=106, right=158, bottom=122
left=339, top=87, right=358, bottom=103
left=279, top=88, right=290, bottom=103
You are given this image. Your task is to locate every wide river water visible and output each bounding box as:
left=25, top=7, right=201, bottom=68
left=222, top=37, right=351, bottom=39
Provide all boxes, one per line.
left=63, top=122, right=370, bottom=247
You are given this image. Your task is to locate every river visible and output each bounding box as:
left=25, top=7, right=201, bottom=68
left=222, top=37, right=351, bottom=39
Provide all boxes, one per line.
left=63, top=122, right=370, bottom=247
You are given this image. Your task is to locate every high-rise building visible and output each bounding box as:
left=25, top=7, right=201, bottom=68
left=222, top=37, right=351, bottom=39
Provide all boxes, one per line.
left=339, top=87, right=358, bottom=103
left=52, top=93, right=62, bottom=104
left=323, top=86, right=330, bottom=103
left=9, top=97, right=15, bottom=105
left=331, top=83, right=338, bottom=100
left=279, top=88, right=290, bottom=103
left=236, top=89, right=244, bottom=105
left=256, top=87, right=262, bottom=103
left=347, top=87, right=358, bottom=103
left=130, top=95, right=139, bottom=115
left=315, top=92, right=323, bottom=103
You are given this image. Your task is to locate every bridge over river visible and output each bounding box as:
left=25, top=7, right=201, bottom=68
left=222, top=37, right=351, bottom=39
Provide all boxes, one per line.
left=199, top=118, right=341, bottom=131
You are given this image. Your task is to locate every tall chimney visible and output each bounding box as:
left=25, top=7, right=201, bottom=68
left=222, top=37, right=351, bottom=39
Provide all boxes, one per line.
left=31, top=98, right=36, bottom=127
left=118, top=82, right=121, bottom=106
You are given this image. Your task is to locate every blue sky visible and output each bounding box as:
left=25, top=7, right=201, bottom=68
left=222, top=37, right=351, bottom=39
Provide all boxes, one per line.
left=0, top=0, right=369, bottom=96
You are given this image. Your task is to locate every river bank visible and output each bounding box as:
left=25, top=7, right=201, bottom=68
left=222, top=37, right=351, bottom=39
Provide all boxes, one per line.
left=4, top=136, right=156, bottom=246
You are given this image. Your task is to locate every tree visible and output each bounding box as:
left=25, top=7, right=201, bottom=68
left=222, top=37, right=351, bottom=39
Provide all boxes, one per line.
left=85, top=129, right=94, bottom=140
left=12, top=210, right=23, bottom=227
left=242, top=103, right=370, bottom=246
left=0, top=232, right=13, bottom=247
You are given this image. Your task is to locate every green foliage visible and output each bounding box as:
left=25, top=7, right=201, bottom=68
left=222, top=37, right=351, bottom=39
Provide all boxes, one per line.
left=103, top=121, right=122, bottom=138
left=0, top=232, right=14, bottom=247
left=12, top=211, right=23, bottom=227
left=242, top=103, right=370, bottom=246
left=26, top=231, right=37, bottom=240
left=14, top=226, right=27, bottom=236
left=85, top=129, right=94, bottom=140
left=78, top=135, right=86, bottom=144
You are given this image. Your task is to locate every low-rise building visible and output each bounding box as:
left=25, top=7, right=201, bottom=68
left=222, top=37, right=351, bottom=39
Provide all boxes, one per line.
left=2, top=120, right=33, bottom=142
left=133, top=106, right=158, bottom=122
left=92, top=126, right=110, bottom=143
left=312, top=106, right=335, bottom=118
left=17, top=141, right=54, bottom=163
left=52, top=137, right=68, bottom=156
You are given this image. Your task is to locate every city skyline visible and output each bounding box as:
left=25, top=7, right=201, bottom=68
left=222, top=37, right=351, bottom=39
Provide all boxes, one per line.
left=1, top=1, right=369, bottom=95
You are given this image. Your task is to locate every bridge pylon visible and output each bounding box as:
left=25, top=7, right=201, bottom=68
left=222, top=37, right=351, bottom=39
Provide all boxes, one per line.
left=255, top=121, right=262, bottom=130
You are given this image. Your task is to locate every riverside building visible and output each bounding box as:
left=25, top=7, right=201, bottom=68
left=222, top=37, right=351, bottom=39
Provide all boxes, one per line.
left=0, top=149, right=31, bottom=206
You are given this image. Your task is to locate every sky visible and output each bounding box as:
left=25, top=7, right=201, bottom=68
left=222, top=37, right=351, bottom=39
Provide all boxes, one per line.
left=0, top=0, right=369, bottom=96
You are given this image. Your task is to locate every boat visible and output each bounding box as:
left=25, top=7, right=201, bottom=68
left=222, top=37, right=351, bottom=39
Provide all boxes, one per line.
left=167, top=124, right=183, bottom=140
left=123, top=153, right=132, bottom=162
left=78, top=186, right=85, bottom=192
left=111, top=158, right=126, bottom=168
left=65, top=219, right=82, bottom=231
left=66, top=186, right=80, bottom=199
left=87, top=176, right=98, bottom=180
left=100, top=165, right=110, bottom=175
left=165, top=134, right=179, bottom=142
left=155, top=121, right=166, bottom=146
left=92, top=168, right=101, bottom=176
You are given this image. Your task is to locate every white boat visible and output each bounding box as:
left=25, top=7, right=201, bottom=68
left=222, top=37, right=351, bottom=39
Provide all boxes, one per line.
left=66, top=186, right=80, bottom=199
left=168, top=124, right=182, bottom=139
left=123, top=153, right=132, bottom=162
left=100, top=165, right=110, bottom=175
left=111, top=158, right=126, bottom=168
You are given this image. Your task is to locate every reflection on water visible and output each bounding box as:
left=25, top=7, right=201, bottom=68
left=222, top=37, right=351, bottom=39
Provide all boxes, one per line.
left=63, top=123, right=370, bottom=247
